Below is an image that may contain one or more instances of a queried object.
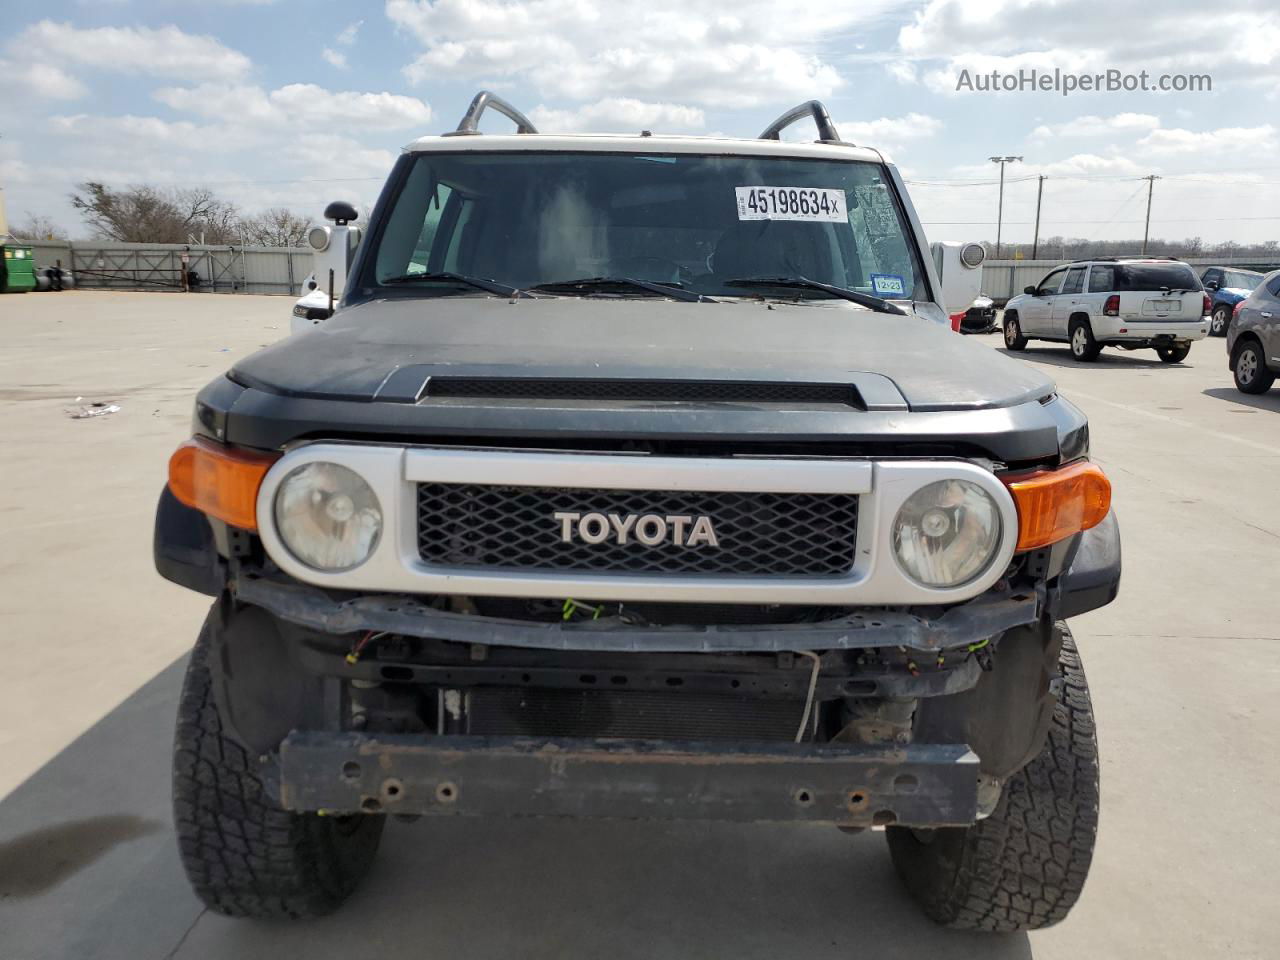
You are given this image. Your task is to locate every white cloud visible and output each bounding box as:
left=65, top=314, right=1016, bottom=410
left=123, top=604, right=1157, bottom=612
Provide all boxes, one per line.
left=1031, top=113, right=1161, bottom=139
left=322, top=48, right=348, bottom=69
left=388, top=0, right=904, bottom=107
left=895, top=0, right=1280, bottom=97
left=0, top=58, right=86, bottom=99
left=835, top=112, right=942, bottom=146
left=154, top=83, right=432, bottom=131
left=10, top=20, right=251, bottom=82
left=528, top=98, right=704, bottom=132
left=1136, top=124, right=1278, bottom=154
left=336, top=20, right=363, bottom=45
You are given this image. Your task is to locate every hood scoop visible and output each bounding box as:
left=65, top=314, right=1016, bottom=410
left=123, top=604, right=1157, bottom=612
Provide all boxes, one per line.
left=417, top=376, right=865, bottom=408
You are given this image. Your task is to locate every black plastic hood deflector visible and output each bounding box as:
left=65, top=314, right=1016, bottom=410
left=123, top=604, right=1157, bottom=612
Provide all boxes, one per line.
left=233, top=297, right=1051, bottom=411
left=215, top=297, right=1075, bottom=464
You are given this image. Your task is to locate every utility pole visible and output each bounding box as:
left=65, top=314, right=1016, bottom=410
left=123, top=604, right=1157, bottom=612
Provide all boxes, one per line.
left=989, top=156, right=1022, bottom=258
left=1141, top=175, right=1160, bottom=255
left=1031, top=175, right=1045, bottom=260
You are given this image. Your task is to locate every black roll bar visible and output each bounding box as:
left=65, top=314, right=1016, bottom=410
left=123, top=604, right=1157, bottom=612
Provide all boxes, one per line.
left=445, top=90, right=539, bottom=137
left=758, top=100, right=844, bottom=144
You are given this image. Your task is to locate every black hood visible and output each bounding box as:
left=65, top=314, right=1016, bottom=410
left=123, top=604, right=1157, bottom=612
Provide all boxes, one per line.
left=233, top=296, right=1053, bottom=412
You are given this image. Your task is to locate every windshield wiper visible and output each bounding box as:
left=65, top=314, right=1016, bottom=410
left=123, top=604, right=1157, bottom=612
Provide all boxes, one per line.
left=725, top=277, right=907, bottom=315
left=528, top=276, right=713, bottom=303
left=381, top=271, right=524, bottom=298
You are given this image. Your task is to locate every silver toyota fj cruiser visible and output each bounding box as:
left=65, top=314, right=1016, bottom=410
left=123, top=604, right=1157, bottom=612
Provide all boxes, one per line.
left=156, top=93, right=1120, bottom=932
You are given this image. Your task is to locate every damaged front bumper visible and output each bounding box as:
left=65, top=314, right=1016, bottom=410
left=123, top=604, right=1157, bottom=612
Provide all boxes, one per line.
left=235, top=573, right=1042, bottom=653
left=280, top=732, right=980, bottom=827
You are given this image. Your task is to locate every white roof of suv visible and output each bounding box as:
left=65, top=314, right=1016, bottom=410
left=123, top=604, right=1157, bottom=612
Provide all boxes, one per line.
left=404, top=92, right=890, bottom=165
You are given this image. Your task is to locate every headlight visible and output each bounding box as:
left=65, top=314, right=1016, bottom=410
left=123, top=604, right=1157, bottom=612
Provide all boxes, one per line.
left=273, top=462, right=382, bottom=571
left=892, top=479, right=1001, bottom=587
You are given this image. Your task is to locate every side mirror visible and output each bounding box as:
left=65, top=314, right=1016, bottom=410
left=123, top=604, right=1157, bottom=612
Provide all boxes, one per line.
left=1024, top=285, right=1037, bottom=295
left=324, top=200, right=358, bottom=225
left=1205, top=281, right=1219, bottom=291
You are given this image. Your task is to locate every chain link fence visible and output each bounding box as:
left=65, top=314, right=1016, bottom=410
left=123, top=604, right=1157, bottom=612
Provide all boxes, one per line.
left=27, top=241, right=312, bottom=296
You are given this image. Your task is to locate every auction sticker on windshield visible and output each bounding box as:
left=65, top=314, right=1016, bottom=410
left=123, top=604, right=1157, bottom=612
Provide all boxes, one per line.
left=870, top=273, right=907, bottom=297
left=735, top=186, right=846, bottom=222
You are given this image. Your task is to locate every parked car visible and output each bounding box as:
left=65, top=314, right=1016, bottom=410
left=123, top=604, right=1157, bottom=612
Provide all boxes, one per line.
left=1003, top=257, right=1208, bottom=362
left=155, top=91, right=1119, bottom=932
left=1226, top=268, right=1280, bottom=394
left=1200, top=266, right=1265, bottom=337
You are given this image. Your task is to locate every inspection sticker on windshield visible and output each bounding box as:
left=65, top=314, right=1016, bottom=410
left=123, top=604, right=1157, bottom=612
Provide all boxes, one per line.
left=735, top=186, right=846, bottom=222
left=870, top=273, right=906, bottom=297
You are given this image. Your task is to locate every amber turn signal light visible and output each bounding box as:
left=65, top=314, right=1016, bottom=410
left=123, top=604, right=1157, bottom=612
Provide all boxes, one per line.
left=168, top=437, right=279, bottom=531
left=1001, top=461, right=1111, bottom=551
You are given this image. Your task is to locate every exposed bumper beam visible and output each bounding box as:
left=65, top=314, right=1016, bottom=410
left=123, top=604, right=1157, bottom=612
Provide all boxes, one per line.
left=279, top=732, right=980, bottom=826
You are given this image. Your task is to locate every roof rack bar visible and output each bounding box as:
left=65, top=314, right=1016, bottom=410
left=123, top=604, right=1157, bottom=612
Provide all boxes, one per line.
left=445, top=90, right=539, bottom=137
left=758, top=100, right=843, bottom=143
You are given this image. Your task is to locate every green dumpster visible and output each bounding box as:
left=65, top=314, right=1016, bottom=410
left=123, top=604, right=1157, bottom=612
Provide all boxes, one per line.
left=0, top=242, right=37, bottom=293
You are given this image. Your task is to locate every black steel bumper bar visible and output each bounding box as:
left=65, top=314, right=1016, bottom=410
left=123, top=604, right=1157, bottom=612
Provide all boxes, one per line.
left=279, top=733, right=979, bottom=827
left=236, top=573, right=1041, bottom=653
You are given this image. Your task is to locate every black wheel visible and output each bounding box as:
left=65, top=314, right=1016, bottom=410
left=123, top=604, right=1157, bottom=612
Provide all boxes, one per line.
left=886, top=628, right=1099, bottom=932
left=173, top=609, right=384, bottom=919
left=1002, top=313, right=1027, bottom=350
left=1068, top=318, right=1101, bottom=362
left=1210, top=304, right=1231, bottom=337
left=1233, top=339, right=1275, bottom=395
left=1157, top=343, right=1191, bottom=363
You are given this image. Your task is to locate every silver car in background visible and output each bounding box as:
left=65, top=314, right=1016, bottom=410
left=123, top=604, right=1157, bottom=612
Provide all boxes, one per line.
left=1226, top=269, right=1280, bottom=394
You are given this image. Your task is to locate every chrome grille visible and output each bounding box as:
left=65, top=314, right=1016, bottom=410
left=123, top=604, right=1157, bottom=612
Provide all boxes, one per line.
left=416, top=484, right=859, bottom=577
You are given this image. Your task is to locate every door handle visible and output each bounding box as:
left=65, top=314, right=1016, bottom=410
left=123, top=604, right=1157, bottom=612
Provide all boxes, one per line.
left=1262, top=311, right=1274, bottom=318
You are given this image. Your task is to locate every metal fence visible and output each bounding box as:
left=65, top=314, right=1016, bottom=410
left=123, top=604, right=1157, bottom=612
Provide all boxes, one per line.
left=982, top=257, right=1280, bottom=304
left=28, top=241, right=311, bottom=296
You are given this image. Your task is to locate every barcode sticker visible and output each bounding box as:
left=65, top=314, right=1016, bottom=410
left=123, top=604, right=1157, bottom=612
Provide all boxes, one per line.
left=735, top=186, right=846, bottom=222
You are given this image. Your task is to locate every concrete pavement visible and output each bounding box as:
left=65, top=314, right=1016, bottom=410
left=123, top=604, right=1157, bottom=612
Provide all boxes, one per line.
left=1, top=293, right=1276, bottom=959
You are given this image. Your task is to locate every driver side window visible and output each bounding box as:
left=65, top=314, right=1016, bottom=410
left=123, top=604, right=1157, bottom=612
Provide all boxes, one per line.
left=1037, top=269, right=1066, bottom=296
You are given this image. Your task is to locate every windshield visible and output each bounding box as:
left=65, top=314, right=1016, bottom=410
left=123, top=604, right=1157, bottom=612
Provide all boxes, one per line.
left=366, top=152, right=927, bottom=302
left=1114, top=263, right=1201, bottom=291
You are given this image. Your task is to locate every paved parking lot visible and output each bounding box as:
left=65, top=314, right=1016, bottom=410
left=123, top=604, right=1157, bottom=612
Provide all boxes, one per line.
left=1, top=293, right=1277, bottom=960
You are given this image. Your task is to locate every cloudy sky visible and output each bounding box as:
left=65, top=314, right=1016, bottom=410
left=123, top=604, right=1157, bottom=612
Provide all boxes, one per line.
left=1, top=0, right=1277, bottom=247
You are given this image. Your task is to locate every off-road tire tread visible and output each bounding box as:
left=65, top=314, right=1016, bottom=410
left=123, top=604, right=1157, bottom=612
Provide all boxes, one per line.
left=886, top=628, right=1099, bottom=932
left=172, top=614, right=382, bottom=919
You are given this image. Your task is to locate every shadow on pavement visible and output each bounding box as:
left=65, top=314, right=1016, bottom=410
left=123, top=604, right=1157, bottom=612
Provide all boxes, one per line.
left=0, top=660, right=1031, bottom=960
left=997, top=346, right=1176, bottom=370
left=1202, top=386, right=1280, bottom=413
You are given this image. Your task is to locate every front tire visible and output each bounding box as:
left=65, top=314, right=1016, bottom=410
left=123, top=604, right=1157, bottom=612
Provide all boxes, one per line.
left=1210, top=305, right=1231, bottom=336
left=1069, top=319, right=1101, bottom=361
left=1003, top=312, right=1027, bottom=350
left=173, top=610, right=384, bottom=919
left=1157, top=343, right=1191, bottom=364
left=1233, top=340, right=1275, bottom=395
left=886, top=628, right=1099, bottom=932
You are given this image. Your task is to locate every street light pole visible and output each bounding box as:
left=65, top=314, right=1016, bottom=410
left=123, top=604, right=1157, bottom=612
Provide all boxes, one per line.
left=989, top=156, right=1023, bottom=259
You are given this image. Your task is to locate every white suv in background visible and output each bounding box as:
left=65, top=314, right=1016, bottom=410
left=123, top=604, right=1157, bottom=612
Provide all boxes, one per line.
left=1002, top=257, right=1209, bottom=363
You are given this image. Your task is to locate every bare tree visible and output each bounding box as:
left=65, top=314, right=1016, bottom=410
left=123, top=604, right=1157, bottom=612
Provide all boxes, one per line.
left=239, top=207, right=312, bottom=247
left=69, top=181, right=240, bottom=244
left=10, top=215, right=68, bottom=242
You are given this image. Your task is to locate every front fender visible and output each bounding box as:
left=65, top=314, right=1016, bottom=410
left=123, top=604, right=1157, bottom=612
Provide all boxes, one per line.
left=154, top=486, right=224, bottom=596
left=1056, top=509, right=1121, bottom=619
